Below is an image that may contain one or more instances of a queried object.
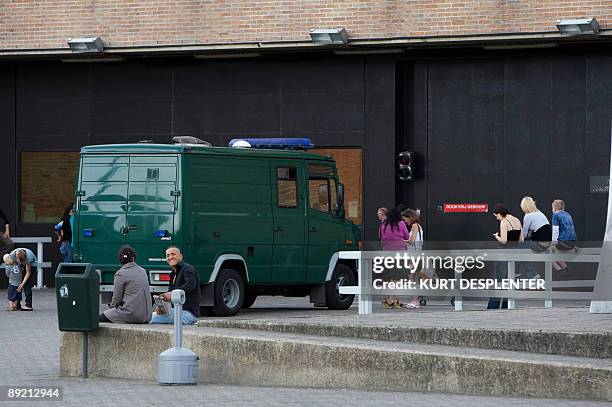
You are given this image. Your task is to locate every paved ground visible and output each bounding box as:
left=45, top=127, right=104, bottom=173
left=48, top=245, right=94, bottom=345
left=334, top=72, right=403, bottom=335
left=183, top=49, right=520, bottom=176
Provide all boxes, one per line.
left=0, top=289, right=610, bottom=406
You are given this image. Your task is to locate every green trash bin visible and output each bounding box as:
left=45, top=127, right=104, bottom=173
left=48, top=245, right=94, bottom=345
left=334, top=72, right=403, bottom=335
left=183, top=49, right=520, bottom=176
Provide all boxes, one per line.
left=55, top=263, right=100, bottom=332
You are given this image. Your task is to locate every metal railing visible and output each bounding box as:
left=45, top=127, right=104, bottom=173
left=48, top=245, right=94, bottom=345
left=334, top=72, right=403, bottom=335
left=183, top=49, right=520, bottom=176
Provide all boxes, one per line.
left=339, top=246, right=600, bottom=315
left=1, top=237, right=53, bottom=288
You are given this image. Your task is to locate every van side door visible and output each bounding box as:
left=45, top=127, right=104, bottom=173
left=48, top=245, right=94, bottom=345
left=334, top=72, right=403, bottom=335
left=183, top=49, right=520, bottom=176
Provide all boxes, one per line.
left=269, top=160, right=307, bottom=283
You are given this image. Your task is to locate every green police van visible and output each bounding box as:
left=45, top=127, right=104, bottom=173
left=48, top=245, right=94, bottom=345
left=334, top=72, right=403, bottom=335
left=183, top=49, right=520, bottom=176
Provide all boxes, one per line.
left=73, top=138, right=360, bottom=316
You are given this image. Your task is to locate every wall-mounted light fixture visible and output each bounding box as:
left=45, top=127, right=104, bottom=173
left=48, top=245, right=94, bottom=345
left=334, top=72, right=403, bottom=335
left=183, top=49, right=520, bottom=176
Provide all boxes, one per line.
left=556, top=18, right=600, bottom=35
left=309, top=28, right=348, bottom=45
left=67, top=37, right=105, bottom=53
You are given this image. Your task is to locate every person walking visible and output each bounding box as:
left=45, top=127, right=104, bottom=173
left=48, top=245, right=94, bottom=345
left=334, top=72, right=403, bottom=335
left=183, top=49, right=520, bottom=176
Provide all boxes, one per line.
left=150, top=246, right=200, bottom=325
left=99, top=246, right=152, bottom=323
left=489, top=204, right=522, bottom=309
left=551, top=199, right=577, bottom=274
left=57, top=204, right=74, bottom=263
left=379, top=207, right=409, bottom=308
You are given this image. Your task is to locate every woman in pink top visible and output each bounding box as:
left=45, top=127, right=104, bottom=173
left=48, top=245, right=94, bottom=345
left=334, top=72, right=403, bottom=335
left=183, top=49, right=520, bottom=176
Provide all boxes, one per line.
left=380, top=208, right=410, bottom=250
left=379, top=208, right=409, bottom=308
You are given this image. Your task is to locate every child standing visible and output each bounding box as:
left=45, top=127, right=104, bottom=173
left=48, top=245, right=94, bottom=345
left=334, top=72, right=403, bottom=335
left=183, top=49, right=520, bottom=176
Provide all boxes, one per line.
left=3, top=253, right=23, bottom=311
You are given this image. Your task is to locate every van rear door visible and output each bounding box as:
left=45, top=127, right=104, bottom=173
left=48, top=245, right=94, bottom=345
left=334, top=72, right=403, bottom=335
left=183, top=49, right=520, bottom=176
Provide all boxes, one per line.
left=75, top=154, right=129, bottom=283
left=124, top=154, right=178, bottom=268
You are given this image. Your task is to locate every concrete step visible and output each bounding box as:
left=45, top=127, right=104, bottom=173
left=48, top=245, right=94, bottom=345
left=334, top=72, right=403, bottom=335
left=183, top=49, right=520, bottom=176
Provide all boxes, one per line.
left=60, top=325, right=612, bottom=401
left=197, top=319, right=612, bottom=359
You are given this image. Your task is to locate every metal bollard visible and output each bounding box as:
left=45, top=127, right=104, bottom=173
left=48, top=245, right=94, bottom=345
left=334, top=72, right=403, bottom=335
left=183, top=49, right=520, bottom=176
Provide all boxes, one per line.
left=157, top=289, right=199, bottom=385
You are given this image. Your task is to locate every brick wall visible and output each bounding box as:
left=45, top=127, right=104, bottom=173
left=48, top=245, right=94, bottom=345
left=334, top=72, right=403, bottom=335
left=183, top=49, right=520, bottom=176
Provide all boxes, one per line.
left=20, top=152, right=79, bottom=223
left=0, top=1, right=610, bottom=51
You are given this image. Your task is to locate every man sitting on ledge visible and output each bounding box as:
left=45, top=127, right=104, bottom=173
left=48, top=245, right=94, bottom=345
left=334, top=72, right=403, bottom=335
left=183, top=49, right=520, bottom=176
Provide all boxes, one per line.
left=150, top=246, right=200, bottom=325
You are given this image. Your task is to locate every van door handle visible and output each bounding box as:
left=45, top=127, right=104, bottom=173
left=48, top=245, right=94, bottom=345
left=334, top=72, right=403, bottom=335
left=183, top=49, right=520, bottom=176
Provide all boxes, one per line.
left=309, top=227, right=317, bottom=232
left=128, top=225, right=140, bottom=231
left=273, top=226, right=283, bottom=232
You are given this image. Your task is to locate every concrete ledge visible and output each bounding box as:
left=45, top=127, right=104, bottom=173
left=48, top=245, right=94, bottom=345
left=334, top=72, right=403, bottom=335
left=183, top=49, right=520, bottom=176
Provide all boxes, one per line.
left=61, top=325, right=612, bottom=401
left=198, top=319, right=612, bottom=359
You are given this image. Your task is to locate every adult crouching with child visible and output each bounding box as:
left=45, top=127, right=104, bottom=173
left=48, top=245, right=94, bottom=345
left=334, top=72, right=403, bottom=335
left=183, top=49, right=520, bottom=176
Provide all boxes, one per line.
left=99, top=246, right=152, bottom=324
left=3, top=254, right=28, bottom=311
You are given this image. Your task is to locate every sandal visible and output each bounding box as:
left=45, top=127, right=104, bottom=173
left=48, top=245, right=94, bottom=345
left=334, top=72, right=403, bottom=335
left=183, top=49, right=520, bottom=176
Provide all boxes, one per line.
left=4, top=307, right=17, bottom=311
left=383, top=298, right=401, bottom=309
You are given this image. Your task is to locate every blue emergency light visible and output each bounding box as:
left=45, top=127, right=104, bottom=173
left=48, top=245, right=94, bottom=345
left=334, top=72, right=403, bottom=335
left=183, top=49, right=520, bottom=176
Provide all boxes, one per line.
left=156, top=229, right=169, bottom=238
left=228, top=138, right=314, bottom=150
left=83, top=229, right=94, bottom=237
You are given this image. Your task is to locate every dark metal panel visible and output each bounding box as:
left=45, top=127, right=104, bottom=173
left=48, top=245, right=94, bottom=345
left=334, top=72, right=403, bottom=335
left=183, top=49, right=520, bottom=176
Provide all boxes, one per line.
left=173, top=93, right=282, bottom=135
left=0, top=65, right=16, bottom=231
left=173, top=60, right=281, bottom=136
left=503, top=57, right=553, bottom=216
left=585, top=55, right=612, bottom=240
left=173, top=58, right=366, bottom=144
left=16, top=62, right=91, bottom=149
left=396, top=62, right=429, bottom=228
left=90, top=62, right=173, bottom=141
left=363, top=56, right=395, bottom=241
left=175, top=60, right=281, bottom=96
left=280, top=57, right=364, bottom=137
left=549, top=56, right=587, bottom=240
left=426, top=60, right=505, bottom=241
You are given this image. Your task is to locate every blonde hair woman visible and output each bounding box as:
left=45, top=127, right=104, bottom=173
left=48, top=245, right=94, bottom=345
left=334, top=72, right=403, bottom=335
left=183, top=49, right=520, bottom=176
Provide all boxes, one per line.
left=520, top=196, right=551, bottom=243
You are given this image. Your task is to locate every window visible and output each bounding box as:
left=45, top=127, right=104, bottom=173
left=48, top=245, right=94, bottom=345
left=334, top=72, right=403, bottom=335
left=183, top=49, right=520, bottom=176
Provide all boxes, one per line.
left=276, top=167, right=297, bottom=208
left=308, top=164, right=335, bottom=177
left=309, top=179, right=329, bottom=212
left=309, top=178, right=338, bottom=214
left=20, top=152, right=80, bottom=223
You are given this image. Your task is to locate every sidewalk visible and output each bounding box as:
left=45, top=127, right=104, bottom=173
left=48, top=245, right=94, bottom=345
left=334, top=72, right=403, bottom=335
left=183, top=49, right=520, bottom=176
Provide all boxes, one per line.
left=1, top=289, right=610, bottom=406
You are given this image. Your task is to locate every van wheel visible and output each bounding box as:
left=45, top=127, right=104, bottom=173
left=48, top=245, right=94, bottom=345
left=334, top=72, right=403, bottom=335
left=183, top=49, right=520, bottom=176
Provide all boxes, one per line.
left=325, top=264, right=355, bottom=310
left=242, top=292, right=257, bottom=309
left=212, top=269, right=244, bottom=316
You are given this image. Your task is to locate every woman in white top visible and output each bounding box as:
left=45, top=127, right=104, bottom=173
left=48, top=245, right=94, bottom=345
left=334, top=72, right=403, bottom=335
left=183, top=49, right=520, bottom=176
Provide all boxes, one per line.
left=402, top=209, right=424, bottom=308
left=520, top=196, right=552, bottom=243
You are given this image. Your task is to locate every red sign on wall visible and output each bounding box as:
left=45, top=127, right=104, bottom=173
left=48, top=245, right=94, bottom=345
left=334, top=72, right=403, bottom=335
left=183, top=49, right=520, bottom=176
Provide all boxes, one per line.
left=443, top=203, right=488, bottom=213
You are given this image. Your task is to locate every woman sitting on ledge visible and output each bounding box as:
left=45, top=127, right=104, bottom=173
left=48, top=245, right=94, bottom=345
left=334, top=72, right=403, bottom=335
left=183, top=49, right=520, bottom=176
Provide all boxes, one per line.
left=99, top=246, right=152, bottom=324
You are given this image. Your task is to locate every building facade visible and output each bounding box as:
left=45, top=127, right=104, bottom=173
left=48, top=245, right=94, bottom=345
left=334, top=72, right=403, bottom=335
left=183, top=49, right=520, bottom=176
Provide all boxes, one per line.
left=1, top=2, right=611, bottom=284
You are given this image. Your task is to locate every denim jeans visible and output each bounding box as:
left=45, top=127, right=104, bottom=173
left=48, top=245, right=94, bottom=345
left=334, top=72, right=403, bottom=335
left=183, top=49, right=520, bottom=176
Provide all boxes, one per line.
left=150, top=310, right=198, bottom=325
left=487, top=261, right=508, bottom=309
left=23, top=278, right=33, bottom=307
left=59, top=242, right=73, bottom=263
